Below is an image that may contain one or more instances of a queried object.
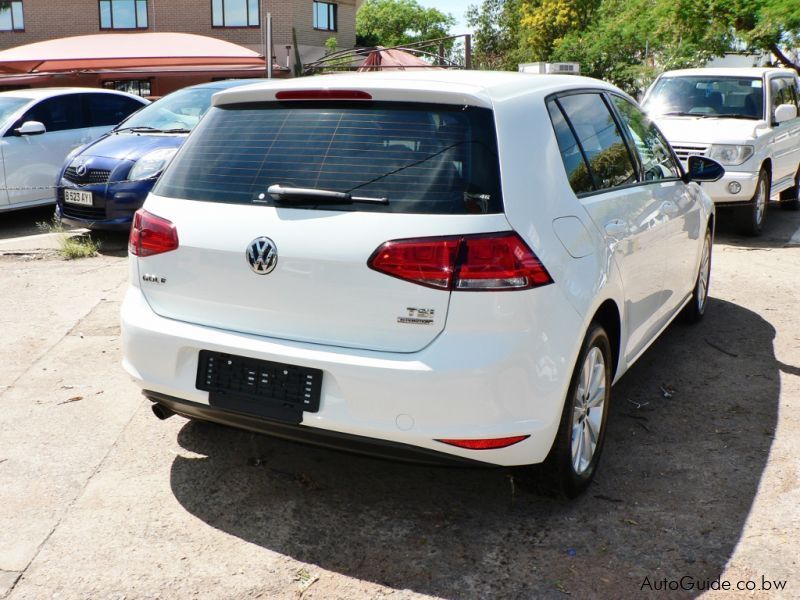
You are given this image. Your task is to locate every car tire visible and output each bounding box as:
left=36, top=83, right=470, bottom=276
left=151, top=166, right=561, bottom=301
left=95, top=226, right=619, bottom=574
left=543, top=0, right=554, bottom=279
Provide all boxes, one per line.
left=779, top=166, right=800, bottom=211
left=524, top=324, right=612, bottom=498
left=737, top=169, right=769, bottom=236
left=682, top=227, right=712, bottom=324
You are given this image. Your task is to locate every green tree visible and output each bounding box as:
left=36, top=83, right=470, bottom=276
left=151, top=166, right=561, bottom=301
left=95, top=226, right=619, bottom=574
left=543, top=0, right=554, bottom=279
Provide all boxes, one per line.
left=466, top=0, right=525, bottom=70
left=550, top=0, right=733, bottom=93
left=718, top=0, right=800, bottom=72
left=356, top=0, right=456, bottom=47
left=519, top=0, right=601, bottom=61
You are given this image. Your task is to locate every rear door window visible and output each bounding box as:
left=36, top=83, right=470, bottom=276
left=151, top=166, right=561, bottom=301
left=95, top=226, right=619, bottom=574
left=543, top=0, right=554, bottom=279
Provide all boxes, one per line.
left=155, top=102, right=503, bottom=214
left=546, top=99, right=594, bottom=194
left=85, top=93, right=144, bottom=127
left=555, top=93, right=637, bottom=191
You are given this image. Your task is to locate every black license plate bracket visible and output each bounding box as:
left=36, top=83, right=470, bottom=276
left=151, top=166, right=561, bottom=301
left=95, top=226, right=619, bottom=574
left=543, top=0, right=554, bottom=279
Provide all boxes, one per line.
left=196, top=350, right=323, bottom=424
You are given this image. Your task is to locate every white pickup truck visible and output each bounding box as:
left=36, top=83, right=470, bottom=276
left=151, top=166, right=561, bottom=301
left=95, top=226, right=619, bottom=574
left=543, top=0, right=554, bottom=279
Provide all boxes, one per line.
left=643, top=67, right=800, bottom=235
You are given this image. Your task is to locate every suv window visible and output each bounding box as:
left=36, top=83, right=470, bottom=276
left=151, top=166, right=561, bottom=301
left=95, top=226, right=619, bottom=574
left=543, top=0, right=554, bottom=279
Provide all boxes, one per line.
left=156, top=102, right=504, bottom=215
left=610, top=95, right=681, bottom=181
left=15, top=94, right=88, bottom=133
left=771, top=77, right=799, bottom=113
left=554, top=93, right=637, bottom=192
left=86, top=93, right=143, bottom=127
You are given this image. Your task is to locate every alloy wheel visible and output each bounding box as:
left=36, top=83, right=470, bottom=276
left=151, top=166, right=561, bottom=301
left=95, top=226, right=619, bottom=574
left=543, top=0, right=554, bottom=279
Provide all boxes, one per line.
left=571, top=347, right=607, bottom=475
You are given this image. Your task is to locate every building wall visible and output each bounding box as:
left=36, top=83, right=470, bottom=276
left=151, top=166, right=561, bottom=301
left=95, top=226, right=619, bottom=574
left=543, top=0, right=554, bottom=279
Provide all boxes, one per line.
left=0, top=0, right=356, bottom=66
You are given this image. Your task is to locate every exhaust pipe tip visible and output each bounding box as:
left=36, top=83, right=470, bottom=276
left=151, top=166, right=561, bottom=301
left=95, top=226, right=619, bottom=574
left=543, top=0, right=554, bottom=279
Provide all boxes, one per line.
left=151, top=403, right=175, bottom=420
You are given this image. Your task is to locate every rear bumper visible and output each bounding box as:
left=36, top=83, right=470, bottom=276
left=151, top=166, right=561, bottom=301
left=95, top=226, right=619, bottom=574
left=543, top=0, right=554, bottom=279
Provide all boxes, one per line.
left=121, top=283, right=583, bottom=467
left=145, top=390, right=488, bottom=467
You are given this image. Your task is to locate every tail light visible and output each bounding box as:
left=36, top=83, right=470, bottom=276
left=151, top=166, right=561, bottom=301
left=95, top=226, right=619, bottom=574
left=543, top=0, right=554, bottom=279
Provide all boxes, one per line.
left=367, top=232, right=552, bottom=291
left=437, top=435, right=530, bottom=450
left=129, top=209, right=179, bottom=257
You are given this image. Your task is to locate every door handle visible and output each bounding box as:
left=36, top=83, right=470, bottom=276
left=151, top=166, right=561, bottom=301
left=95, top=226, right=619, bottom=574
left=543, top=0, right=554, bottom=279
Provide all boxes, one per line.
left=604, top=219, right=627, bottom=238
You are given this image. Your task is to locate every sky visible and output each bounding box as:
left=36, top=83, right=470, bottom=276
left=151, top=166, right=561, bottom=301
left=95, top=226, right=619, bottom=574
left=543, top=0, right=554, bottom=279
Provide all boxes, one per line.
left=416, top=0, right=474, bottom=35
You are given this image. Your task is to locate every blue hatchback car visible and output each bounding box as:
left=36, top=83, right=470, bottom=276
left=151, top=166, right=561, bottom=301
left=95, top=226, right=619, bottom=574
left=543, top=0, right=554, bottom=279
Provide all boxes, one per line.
left=57, top=79, right=262, bottom=230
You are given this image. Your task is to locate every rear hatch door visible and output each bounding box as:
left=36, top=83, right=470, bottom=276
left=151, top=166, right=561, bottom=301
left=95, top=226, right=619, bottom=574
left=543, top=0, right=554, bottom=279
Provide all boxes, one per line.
left=136, top=99, right=506, bottom=353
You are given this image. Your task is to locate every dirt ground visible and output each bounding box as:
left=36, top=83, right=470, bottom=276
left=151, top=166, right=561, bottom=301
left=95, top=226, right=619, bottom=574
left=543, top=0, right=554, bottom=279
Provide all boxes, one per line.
left=0, top=205, right=798, bottom=599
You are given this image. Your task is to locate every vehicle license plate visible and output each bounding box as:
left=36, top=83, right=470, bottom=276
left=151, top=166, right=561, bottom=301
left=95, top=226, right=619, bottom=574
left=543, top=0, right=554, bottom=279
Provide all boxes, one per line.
left=64, top=189, right=93, bottom=206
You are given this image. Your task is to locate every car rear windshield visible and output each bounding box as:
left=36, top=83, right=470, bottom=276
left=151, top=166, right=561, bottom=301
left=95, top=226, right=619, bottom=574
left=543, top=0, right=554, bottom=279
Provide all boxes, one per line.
left=155, top=101, right=504, bottom=214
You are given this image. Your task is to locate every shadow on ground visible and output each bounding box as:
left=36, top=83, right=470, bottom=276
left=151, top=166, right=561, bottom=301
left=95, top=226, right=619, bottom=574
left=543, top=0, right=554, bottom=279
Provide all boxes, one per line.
left=714, top=201, right=800, bottom=249
left=169, top=298, right=780, bottom=598
left=0, top=206, right=54, bottom=240
left=89, top=231, right=129, bottom=257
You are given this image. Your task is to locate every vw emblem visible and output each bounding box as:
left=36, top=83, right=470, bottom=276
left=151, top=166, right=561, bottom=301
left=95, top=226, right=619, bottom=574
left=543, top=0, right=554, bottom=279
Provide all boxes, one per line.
left=246, top=237, right=278, bottom=275
left=75, top=163, right=88, bottom=177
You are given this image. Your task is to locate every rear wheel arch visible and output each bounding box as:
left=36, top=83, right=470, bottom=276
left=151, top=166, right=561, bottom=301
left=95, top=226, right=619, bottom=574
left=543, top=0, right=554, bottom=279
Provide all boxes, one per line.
left=591, top=300, right=621, bottom=380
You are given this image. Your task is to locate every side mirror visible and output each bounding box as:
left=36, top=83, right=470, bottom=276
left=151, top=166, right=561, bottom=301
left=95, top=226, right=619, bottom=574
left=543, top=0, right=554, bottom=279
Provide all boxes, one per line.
left=774, top=103, right=797, bottom=124
left=684, top=155, right=725, bottom=183
left=15, top=121, right=46, bottom=136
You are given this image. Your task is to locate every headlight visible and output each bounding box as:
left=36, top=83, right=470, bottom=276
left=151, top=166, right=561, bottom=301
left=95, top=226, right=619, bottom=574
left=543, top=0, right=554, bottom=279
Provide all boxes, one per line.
left=128, top=148, right=178, bottom=181
left=708, top=145, right=754, bottom=166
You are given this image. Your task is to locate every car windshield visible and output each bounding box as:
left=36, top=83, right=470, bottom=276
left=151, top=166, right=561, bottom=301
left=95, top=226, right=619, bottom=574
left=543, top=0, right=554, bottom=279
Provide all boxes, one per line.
left=115, top=87, right=219, bottom=132
left=0, top=97, right=29, bottom=126
left=155, top=101, right=503, bottom=215
left=643, top=76, right=764, bottom=119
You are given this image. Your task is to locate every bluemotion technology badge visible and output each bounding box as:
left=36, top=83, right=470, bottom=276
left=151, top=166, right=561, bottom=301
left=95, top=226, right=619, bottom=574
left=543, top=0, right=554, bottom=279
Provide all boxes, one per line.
left=247, top=237, right=278, bottom=275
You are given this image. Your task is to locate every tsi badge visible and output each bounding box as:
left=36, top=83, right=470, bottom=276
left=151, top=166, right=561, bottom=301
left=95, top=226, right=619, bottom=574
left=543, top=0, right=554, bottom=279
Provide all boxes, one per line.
left=398, top=307, right=435, bottom=326
left=247, top=236, right=278, bottom=275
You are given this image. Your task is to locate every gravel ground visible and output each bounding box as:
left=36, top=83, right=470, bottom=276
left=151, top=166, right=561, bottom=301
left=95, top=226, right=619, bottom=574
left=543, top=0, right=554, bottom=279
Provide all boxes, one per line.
left=0, top=206, right=798, bottom=599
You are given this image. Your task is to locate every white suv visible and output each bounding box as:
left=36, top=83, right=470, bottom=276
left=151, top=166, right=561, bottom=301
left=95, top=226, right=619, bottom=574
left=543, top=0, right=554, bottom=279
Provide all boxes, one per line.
left=643, top=67, right=800, bottom=235
left=122, top=72, right=719, bottom=497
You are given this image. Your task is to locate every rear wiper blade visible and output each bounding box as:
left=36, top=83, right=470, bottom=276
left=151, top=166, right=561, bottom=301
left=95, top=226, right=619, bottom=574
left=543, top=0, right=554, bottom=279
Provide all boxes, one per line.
left=266, top=184, right=388, bottom=205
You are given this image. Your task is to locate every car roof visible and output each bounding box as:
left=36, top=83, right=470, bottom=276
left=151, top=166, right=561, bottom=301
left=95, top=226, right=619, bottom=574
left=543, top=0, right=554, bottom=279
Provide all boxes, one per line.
left=0, top=87, right=146, bottom=101
left=213, top=70, right=622, bottom=109
left=658, top=67, right=797, bottom=78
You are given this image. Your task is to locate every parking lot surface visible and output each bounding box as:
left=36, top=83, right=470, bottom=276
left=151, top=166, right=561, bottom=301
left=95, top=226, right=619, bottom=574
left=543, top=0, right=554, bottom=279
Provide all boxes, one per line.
left=0, top=209, right=798, bottom=599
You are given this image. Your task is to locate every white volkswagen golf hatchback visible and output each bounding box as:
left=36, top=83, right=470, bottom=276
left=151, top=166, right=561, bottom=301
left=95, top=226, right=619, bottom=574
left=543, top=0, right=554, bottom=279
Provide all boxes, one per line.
left=122, top=72, right=720, bottom=497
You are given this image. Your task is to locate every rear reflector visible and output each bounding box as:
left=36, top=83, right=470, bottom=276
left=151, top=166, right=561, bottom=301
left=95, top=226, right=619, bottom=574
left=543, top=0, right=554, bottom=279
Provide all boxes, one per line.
left=275, top=90, right=373, bottom=101
left=367, top=232, right=552, bottom=291
left=129, top=209, right=179, bottom=257
left=437, top=435, right=530, bottom=450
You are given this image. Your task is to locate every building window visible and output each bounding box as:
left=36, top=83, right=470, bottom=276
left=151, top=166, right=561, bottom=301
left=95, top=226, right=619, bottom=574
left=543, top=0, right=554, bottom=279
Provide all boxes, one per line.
left=103, top=79, right=152, bottom=97
left=99, top=0, right=148, bottom=29
left=313, top=1, right=337, bottom=31
left=0, top=1, right=24, bottom=31
left=212, top=0, right=260, bottom=28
